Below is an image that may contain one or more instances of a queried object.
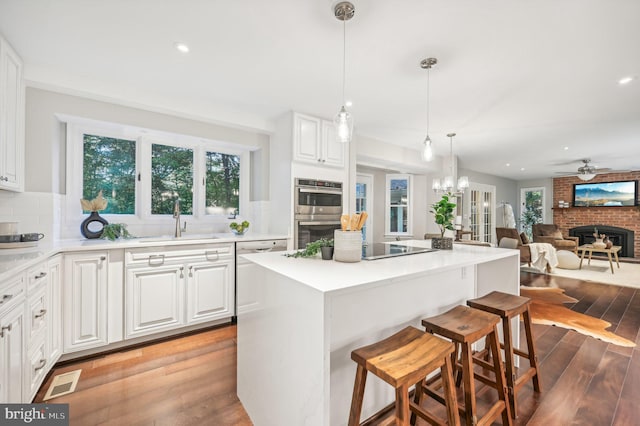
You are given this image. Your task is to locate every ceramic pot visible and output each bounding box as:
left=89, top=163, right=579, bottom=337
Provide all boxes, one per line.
left=320, top=246, right=334, bottom=260
left=432, top=237, right=453, bottom=250
left=80, top=211, right=108, bottom=239
left=592, top=239, right=606, bottom=249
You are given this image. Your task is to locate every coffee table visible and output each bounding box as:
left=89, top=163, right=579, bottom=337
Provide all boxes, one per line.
left=577, top=244, right=621, bottom=274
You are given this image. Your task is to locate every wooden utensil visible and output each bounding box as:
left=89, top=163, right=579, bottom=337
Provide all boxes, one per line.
left=341, top=215, right=349, bottom=231
left=350, top=214, right=360, bottom=231
left=357, top=212, right=368, bottom=230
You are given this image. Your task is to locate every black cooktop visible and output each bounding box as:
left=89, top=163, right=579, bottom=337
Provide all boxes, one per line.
left=362, top=243, right=438, bottom=260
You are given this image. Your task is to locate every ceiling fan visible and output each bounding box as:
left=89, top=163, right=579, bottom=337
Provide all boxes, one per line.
left=555, top=159, right=612, bottom=181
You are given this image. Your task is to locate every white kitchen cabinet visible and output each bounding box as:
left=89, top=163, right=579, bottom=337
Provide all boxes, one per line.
left=0, top=34, right=25, bottom=192
left=293, top=113, right=345, bottom=168
left=125, top=243, right=235, bottom=339
left=0, top=301, right=25, bottom=403
left=125, top=264, right=184, bottom=339
left=186, top=258, right=234, bottom=325
left=47, top=255, right=63, bottom=365
left=63, top=252, right=110, bottom=352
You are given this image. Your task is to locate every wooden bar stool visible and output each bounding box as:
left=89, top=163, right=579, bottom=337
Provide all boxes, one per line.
left=467, top=291, right=541, bottom=418
left=422, top=306, right=512, bottom=426
left=348, top=326, right=460, bottom=426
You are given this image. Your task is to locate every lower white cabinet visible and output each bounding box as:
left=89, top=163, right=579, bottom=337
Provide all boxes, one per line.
left=186, top=260, right=234, bottom=324
left=125, top=243, right=234, bottom=339
left=126, top=264, right=184, bottom=338
left=0, top=301, right=25, bottom=403
left=47, top=255, right=63, bottom=364
left=63, top=252, right=109, bottom=352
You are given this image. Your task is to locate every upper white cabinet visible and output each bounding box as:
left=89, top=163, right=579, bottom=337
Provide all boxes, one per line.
left=0, top=35, right=25, bottom=192
left=293, top=113, right=345, bottom=168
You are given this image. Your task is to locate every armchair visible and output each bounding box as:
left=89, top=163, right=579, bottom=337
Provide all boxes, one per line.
left=495, top=227, right=531, bottom=265
left=532, top=224, right=578, bottom=253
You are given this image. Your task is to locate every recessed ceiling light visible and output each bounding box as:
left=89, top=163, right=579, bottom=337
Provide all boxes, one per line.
left=505, top=163, right=510, bottom=167
left=174, top=42, right=190, bottom=53
left=345, top=100, right=353, bottom=107
left=520, top=167, right=525, bottom=171
left=564, top=146, right=569, bottom=150
left=618, top=76, right=634, bottom=85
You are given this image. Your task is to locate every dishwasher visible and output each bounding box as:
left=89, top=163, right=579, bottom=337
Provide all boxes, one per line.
left=235, top=239, right=288, bottom=321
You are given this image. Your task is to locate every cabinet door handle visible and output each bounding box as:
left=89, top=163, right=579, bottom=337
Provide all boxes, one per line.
left=0, top=324, right=12, bottom=338
left=189, top=266, right=193, bottom=277
left=34, top=309, right=47, bottom=319
left=148, top=254, right=165, bottom=266
left=34, top=359, right=47, bottom=371
left=100, top=256, right=106, bottom=261
left=0, top=294, right=13, bottom=305
left=34, top=272, right=47, bottom=279
left=180, top=266, right=184, bottom=279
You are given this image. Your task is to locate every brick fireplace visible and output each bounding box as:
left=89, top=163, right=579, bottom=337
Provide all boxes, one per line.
left=553, top=172, right=640, bottom=259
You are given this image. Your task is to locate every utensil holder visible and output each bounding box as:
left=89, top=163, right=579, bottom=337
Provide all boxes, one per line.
left=334, top=230, right=362, bottom=263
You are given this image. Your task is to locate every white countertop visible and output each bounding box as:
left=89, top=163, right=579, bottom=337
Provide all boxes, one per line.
left=240, top=239, right=519, bottom=294
left=0, top=233, right=288, bottom=282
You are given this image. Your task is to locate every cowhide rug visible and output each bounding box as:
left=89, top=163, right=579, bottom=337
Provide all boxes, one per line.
left=520, top=286, right=636, bottom=348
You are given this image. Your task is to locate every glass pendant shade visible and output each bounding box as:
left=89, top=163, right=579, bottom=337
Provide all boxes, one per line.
left=442, top=175, right=454, bottom=191
left=457, top=175, right=469, bottom=190
left=432, top=179, right=441, bottom=191
left=422, top=136, right=433, bottom=161
left=577, top=172, right=595, bottom=181
left=334, top=106, right=353, bottom=143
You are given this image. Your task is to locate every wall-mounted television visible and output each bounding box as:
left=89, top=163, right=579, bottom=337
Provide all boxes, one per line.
left=573, top=180, right=638, bottom=207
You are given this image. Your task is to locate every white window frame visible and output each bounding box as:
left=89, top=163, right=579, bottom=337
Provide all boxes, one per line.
left=385, top=173, right=413, bottom=237
left=63, top=116, right=250, bottom=230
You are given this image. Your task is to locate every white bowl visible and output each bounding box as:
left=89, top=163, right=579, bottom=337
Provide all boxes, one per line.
left=0, top=222, right=19, bottom=235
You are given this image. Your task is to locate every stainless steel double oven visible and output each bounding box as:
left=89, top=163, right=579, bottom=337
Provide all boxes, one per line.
left=294, top=178, right=343, bottom=249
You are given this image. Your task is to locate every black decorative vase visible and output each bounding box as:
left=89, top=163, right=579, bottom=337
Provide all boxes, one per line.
left=321, top=246, right=334, bottom=260
left=80, top=211, right=108, bottom=239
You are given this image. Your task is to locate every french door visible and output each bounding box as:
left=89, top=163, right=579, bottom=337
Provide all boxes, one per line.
left=356, top=173, right=373, bottom=245
left=465, top=183, right=496, bottom=244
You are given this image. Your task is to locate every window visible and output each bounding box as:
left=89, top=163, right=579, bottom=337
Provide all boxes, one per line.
left=151, top=143, right=194, bottom=215
left=82, top=134, right=136, bottom=214
left=66, top=117, right=250, bottom=228
left=385, top=174, right=412, bottom=236
left=205, top=151, right=240, bottom=215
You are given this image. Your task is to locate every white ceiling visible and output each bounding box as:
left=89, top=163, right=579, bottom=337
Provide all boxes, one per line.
left=1, top=0, right=639, bottom=180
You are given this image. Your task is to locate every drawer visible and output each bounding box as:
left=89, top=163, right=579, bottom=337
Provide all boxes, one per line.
left=27, top=285, right=48, bottom=341
left=25, top=335, right=48, bottom=401
left=26, top=263, right=49, bottom=293
left=0, top=273, right=25, bottom=315
left=126, top=243, right=234, bottom=266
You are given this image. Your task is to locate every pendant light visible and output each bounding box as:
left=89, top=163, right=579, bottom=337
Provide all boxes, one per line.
left=334, top=1, right=355, bottom=143
left=421, top=58, right=437, bottom=161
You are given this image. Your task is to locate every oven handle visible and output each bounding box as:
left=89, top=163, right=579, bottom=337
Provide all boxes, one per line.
left=298, top=221, right=341, bottom=226
left=297, top=188, right=342, bottom=195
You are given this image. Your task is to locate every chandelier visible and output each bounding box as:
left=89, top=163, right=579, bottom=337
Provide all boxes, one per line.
left=432, top=133, right=469, bottom=196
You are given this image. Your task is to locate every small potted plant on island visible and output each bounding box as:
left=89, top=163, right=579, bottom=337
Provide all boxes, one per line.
left=285, top=237, right=334, bottom=260
left=430, top=193, right=457, bottom=250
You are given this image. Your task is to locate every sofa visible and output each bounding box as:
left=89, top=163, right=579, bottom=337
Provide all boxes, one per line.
left=495, top=227, right=532, bottom=265
left=532, top=224, right=578, bottom=253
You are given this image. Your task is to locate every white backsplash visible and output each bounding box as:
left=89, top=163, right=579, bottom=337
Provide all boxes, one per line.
left=0, top=191, right=60, bottom=242
left=0, top=191, right=273, bottom=241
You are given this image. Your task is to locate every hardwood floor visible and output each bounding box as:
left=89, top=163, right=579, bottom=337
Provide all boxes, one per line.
left=35, top=272, right=640, bottom=425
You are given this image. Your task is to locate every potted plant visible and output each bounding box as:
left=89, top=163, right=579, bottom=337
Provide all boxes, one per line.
left=430, top=193, right=457, bottom=249
left=286, top=238, right=334, bottom=259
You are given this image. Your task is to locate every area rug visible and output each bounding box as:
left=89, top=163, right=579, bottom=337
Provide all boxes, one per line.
left=520, top=287, right=636, bottom=348
left=549, top=259, right=640, bottom=289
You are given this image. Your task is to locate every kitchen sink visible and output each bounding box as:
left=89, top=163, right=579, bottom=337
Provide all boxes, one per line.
left=134, top=234, right=220, bottom=243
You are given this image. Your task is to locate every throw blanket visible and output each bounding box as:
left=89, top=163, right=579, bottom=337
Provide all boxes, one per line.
left=528, top=242, right=558, bottom=272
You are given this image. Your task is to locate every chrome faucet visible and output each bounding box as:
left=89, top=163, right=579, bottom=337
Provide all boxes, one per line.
left=173, top=199, right=182, bottom=238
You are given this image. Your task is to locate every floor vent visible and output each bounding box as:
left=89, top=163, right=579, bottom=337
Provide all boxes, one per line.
left=43, top=369, right=82, bottom=401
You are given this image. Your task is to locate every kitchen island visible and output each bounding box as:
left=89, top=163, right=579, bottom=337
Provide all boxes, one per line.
left=236, top=240, right=520, bottom=426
